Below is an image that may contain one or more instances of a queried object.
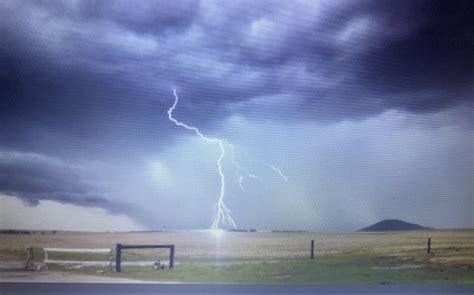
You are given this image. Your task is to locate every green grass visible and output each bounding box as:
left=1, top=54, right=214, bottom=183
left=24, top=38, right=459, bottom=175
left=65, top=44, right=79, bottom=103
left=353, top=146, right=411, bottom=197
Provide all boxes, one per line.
left=63, top=254, right=474, bottom=284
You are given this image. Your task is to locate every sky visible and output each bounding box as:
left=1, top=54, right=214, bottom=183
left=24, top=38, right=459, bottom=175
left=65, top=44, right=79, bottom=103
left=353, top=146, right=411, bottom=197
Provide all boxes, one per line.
left=0, top=0, right=472, bottom=231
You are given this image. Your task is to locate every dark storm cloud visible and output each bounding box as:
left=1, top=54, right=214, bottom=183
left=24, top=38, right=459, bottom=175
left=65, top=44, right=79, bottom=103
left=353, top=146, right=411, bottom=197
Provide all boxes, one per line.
left=196, top=0, right=473, bottom=120
left=80, top=0, right=199, bottom=35
left=17, top=0, right=199, bottom=36
left=346, top=0, right=474, bottom=113
left=1, top=16, right=171, bottom=158
left=167, top=0, right=473, bottom=121
left=0, top=150, right=106, bottom=207
left=2, top=0, right=472, bottom=129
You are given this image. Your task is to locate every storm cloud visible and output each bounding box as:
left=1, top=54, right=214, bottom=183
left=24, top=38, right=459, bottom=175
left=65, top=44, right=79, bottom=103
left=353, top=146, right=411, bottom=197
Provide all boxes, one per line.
left=1, top=0, right=472, bottom=230
left=0, top=150, right=132, bottom=214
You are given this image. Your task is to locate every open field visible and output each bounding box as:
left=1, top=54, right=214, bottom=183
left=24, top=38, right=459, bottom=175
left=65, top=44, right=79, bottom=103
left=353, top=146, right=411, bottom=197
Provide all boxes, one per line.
left=1, top=229, right=473, bottom=284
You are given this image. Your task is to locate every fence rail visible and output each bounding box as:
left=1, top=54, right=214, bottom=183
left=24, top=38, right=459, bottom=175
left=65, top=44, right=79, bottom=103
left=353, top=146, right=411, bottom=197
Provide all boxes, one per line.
left=44, top=248, right=112, bottom=253
left=43, top=247, right=113, bottom=270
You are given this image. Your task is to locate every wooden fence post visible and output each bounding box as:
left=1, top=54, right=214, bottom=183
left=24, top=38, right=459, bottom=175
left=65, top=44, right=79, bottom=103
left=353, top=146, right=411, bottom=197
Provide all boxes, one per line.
left=170, top=245, right=175, bottom=269
left=427, top=238, right=431, bottom=254
left=116, top=243, right=122, bottom=272
left=24, top=247, right=34, bottom=270
left=310, top=240, right=315, bottom=260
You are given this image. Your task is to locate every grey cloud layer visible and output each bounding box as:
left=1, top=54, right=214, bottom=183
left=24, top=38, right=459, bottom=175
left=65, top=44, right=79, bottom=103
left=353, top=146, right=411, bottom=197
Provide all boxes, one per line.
left=2, top=1, right=472, bottom=127
left=0, top=151, right=108, bottom=207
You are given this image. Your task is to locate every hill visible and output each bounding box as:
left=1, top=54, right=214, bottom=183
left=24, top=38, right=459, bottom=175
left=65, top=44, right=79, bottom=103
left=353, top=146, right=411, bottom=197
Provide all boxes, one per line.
left=359, top=219, right=432, bottom=232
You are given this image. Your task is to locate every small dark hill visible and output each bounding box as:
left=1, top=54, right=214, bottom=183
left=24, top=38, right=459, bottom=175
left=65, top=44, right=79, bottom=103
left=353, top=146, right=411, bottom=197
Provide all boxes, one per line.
left=359, top=219, right=432, bottom=232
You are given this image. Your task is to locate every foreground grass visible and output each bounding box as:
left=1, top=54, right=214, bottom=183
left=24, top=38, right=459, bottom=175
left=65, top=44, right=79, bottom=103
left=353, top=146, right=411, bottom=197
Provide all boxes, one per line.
left=59, top=255, right=474, bottom=284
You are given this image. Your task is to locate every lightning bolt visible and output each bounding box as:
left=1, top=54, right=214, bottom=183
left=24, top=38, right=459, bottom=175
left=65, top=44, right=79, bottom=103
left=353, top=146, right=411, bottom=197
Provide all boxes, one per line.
left=167, top=88, right=236, bottom=230
left=241, top=152, right=286, bottom=183
left=248, top=174, right=260, bottom=180
left=269, top=165, right=289, bottom=182
left=238, top=176, right=246, bottom=192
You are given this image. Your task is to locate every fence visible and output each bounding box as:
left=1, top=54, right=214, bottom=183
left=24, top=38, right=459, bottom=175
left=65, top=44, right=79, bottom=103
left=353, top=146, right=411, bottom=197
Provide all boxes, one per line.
left=115, top=244, right=175, bottom=272
left=43, top=247, right=113, bottom=270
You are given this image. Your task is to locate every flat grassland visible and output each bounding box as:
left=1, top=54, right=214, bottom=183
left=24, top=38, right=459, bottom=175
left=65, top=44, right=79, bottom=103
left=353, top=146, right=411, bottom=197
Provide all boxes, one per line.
left=1, top=230, right=473, bottom=284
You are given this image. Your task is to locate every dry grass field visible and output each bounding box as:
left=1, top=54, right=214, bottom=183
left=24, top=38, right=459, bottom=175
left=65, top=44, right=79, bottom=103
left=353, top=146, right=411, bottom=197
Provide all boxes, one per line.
left=1, top=229, right=473, bottom=283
